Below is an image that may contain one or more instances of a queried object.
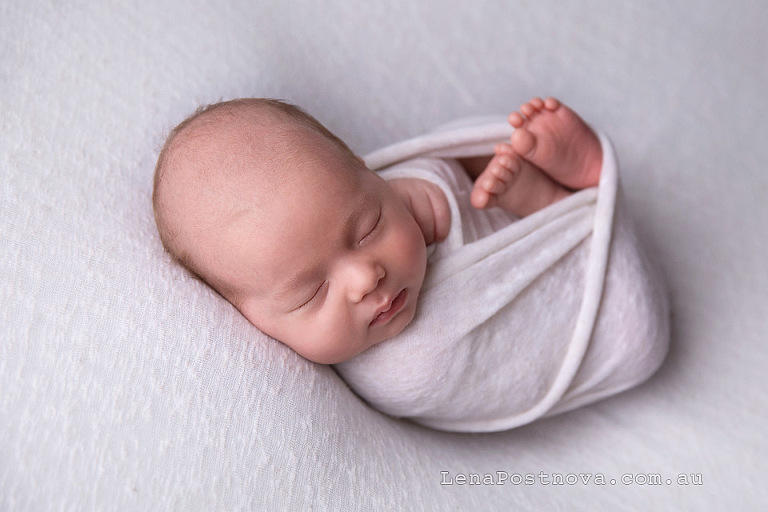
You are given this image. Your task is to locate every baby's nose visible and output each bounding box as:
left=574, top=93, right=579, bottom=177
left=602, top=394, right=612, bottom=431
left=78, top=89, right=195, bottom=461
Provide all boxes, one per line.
left=345, top=259, right=385, bottom=303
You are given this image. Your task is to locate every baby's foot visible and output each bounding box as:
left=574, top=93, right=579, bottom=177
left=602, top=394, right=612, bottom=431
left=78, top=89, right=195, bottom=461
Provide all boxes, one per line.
left=470, top=151, right=521, bottom=209
left=507, top=97, right=602, bottom=190
left=471, top=145, right=571, bottom=217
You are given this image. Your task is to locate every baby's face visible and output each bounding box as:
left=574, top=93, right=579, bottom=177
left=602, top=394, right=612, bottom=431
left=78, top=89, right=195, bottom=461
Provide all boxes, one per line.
left=208, top=132, right=427, bottom=364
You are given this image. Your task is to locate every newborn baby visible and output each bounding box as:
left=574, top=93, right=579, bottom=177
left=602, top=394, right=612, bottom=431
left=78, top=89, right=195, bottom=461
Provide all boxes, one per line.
left=153, top=97, right=669, bottom=431
left=154, top=97, right=597, bottom=363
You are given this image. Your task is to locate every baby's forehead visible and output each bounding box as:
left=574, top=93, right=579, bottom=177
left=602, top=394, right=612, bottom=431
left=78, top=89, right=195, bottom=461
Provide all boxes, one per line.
left=170, top=115, right=291, bottom=184
left=169, top=108, right=364, bottom=224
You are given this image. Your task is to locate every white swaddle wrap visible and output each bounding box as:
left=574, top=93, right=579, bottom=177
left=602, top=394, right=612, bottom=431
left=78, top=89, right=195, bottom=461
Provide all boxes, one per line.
left=334, top=117, right=670, bottom=433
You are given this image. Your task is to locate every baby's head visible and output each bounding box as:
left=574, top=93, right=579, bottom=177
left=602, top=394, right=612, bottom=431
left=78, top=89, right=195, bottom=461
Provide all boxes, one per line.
left=153, top=99, right=427, bottom=364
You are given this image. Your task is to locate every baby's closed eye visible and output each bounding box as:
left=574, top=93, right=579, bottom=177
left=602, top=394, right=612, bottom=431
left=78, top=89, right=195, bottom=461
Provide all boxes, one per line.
left=359, top=207, right=382, bottom=245
left=294, top=281, right=328, bottom=311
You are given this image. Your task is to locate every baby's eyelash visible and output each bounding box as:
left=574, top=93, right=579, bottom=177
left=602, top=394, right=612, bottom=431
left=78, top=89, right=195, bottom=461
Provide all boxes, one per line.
left=298, top=281, right=326, bottom=309
left=360, top=207, right=382, bottom=244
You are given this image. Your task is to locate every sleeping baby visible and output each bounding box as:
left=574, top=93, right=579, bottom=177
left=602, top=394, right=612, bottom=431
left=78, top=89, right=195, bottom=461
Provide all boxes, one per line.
left=153, top=97, right=669, bottom=432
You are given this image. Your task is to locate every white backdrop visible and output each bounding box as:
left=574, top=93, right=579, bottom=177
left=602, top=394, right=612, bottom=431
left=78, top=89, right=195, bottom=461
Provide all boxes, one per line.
left=2, top=0, right=767, bottom=510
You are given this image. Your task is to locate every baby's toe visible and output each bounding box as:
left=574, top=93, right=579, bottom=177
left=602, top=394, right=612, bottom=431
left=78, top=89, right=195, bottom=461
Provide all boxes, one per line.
left=495, top=142, right=514, bottom=156
left=529, top=97, right=545, bottom=110
left=490, top=155, right=518, bottom=183
left=508, top=112, right=525, bottom=128
left=510, top=127, right=536, bottom=158
left=478, top=171, right=506, bottom=194
left=544, top=97, right=560, bottom=111
left=471, top=186, right=494, bottom=209
left=520, top=102, right=536, bottom=118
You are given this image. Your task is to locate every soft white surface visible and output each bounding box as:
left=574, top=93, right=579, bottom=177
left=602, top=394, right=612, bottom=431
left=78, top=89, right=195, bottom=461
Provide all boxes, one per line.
left=1, top=0, right=766, bottom=509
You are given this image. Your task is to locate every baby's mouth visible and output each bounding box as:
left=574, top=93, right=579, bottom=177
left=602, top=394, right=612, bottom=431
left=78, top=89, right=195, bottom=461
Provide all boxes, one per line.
left=370, top=289, right=407, bottom=327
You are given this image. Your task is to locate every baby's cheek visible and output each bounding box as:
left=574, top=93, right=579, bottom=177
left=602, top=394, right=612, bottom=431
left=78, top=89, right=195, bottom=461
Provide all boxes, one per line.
left=291, top=325, right=345, bottom=364
left=301, top=307, right=362, bottom=364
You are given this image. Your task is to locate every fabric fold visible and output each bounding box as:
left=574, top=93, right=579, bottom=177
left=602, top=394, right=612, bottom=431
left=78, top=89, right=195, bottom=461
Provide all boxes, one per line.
left=334, top=118, right=669, bottom=432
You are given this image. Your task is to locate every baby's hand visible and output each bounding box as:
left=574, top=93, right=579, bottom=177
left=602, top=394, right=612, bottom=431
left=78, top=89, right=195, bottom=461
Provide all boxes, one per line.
left=388, top=178, right=451, bottom=245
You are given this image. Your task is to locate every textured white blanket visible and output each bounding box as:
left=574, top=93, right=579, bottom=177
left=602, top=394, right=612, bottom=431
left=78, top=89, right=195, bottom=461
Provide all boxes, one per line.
left=335, top=119, right=670, bottom=432
left=4, top=0, right=767, bottom=509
